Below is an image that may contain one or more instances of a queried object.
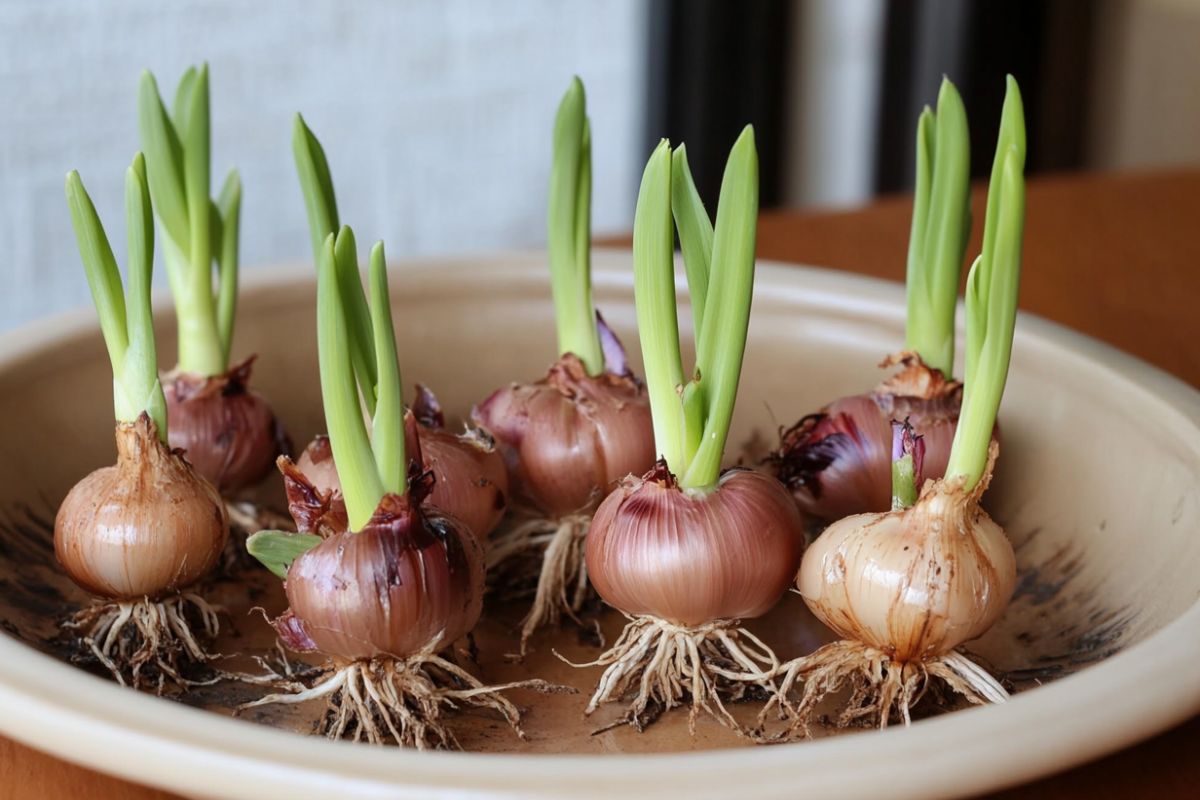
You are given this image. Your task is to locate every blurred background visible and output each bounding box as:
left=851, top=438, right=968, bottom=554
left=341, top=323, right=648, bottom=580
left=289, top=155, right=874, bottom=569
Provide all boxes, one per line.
left=0, top=0, right=1197, bottom=330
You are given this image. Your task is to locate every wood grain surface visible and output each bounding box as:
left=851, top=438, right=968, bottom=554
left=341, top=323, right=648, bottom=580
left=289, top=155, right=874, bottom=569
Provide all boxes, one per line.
left=1, top=168, right=1197, bottom=799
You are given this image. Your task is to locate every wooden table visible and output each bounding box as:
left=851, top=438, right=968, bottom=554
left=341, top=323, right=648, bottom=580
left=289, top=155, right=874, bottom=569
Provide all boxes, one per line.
left=2, top=168, right=1197, bottom=798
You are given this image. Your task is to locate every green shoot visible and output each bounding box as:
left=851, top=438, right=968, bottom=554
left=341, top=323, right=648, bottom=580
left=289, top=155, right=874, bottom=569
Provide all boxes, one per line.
left=316, top=228, right=408, bottom=531
left=547, top=77, right=604, bottom=374
left=65, top=154, right=168, bottom=441
left=671, top=145, right=713, bottom=341
left=892, top=455, right=918, bottom=510
left=680, top=126, right=759, bottom=490
left=246, top=530, right=322, bottom=579
left=137, top=65, right=240, bottom=377
left=368, top=241, right=406, bottom=496
left=215, top=171, right=241, bottom=367
left=293, top=114, right=379, bottom=411
left=890, top=420, right=923, bottom=510
left=945, top=76, right=1027, bottom=490
left=905, top=77, right=971, bottom=378
left=631, top=127, right=760, bottom=491
left=633, top=140, right=687, bottom=471
left=317, top=231, right=383, bottom=529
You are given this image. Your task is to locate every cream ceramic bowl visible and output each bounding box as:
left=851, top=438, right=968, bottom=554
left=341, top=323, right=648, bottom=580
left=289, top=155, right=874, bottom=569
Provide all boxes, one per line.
left=1, top=251, right=1198, bottom=799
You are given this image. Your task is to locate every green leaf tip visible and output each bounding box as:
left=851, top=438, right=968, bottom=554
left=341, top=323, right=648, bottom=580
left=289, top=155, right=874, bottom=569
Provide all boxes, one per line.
left=317, top=230, right=385, bottom=531
left=316, top=225, right=410, bottom=530
left=680, top=124, right=759, bottom=489
left=292, top=115, right=379, bottom=403
left=670, top=143, right=713, bottom=339
left=65, top=157, right=167, bottom=441
left=293, top=111, right=340, bottom=258
left=631, top=128, right=761, bottom=490
left=632, top=137, right=686, bottom=471
left=945, top=77, right=1027, bottom=491
left=246, top=530, right=322, bottom=580
left=547, top=76, right=603, bottom=375
left=367, top=240, right=406, bottom=497
left=904, top=75, right=971, bottom=378
left=138, top=64, right=231, bottom=378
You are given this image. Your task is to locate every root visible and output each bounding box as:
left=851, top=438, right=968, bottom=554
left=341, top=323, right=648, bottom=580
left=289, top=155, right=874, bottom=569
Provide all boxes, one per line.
left=564, top=615, right=782, bottom=738
left=766, top=640, right=1009, bottom=738
left=486, top=513, right=598, bottom=655
left=63, top=593, right=223, bottom=694
left=239, top=643, right=570, bottom=750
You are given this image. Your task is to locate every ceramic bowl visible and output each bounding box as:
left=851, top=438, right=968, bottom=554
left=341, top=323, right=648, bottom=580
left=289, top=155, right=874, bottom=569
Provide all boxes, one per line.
left=0, top=251, right=1198, bottom=799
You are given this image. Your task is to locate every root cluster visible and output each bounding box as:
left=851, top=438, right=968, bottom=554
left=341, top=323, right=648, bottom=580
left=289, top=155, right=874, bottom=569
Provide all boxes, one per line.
left=486, top=513, right=595, bottom=654
left=240, top=644, right=567, bottom=750
left=570, top=615, right=782, bottom=738
left=64, top=592, right=222, bottom=693
left=764, top=639, right=1009, bottom=738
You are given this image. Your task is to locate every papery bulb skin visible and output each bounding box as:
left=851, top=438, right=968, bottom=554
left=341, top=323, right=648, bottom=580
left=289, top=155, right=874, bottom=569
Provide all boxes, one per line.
left=472, top=353, right=655, bottom=518
left=770, top=352, right=963, bottom=521
left=797, top=453, right=1016, bottom=662
left=421, top=426, right=507, bottom=539
left=164, top=356, right=290, bottom=493
left=294, top=435, right=340, bottom=498
left=55, top=414, right=228, bottom=599
left=276, top=490, right=485, bottom=661
left=586, top=465, right=805, bottom=627
left=280, top=451, right=349, bottom=536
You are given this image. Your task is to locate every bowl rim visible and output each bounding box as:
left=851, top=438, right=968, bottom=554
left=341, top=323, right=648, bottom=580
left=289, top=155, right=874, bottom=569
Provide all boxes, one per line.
left=1, top=250, right=1198, bottom=800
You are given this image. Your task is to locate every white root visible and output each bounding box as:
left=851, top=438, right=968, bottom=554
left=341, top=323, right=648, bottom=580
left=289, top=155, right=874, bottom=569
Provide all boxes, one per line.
left=239, top=643, right=569, bottom=750
left=564, top=615, right=782, bottom=738
left=764, top=639, right=1009, bottom=738
left=63, top=592, right=223, bottom=694
left=486, top=513, right=597, bottom=655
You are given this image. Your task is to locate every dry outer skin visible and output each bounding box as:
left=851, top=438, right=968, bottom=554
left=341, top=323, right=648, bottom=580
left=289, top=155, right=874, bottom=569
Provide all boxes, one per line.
left=293, top=404, right=508, bottom=543
left=472, top=353, right=655, bottom=518
left=54, top=415, right=227, bottom=599
left=770, top=351, right=963, bottom=521
left=797, top=443, right=1016, bottom=661
left=163, top=356, right=290, bottom=493
left=278, top=481, right=485, bottom=661
left=586, top=464, right=806, bottom=627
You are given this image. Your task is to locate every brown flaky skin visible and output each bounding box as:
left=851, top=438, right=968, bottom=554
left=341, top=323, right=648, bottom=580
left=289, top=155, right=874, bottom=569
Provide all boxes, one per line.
left=54, top=414, right=228, bottom=599
left=768, top=352, right=966, bottom=521
left=797, top=443, right=1016, bottom=662
left=586, top=464, right=806, bottom=627
left=274, top=486, right=485, bottom=661
left=163, top=356, right=290, bottom=493
left=472, top=353, right=655, bottom=518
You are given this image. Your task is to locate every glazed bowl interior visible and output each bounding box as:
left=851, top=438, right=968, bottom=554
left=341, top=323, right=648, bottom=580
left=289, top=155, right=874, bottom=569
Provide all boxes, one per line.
left=0, top=250, right=1198, bottom=800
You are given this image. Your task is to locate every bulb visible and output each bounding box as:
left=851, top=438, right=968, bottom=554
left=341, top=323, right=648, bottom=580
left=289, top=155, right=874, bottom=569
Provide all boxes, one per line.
left=586, top=465, right=805, bottom=627
left=291, top=422, right=507, bottom=541
left=770, top=352, right=962, bottom=521
left=420, top=426, right=508, bottom=539
left=797, top=452, right=1015, bottom=662
left=163, top=357, right=289, bottom=493
left=274, top=490, right=484, bottom=660
left=55, top=414, right=228, bottom=599
left=472, top=353, right=655, bottom=518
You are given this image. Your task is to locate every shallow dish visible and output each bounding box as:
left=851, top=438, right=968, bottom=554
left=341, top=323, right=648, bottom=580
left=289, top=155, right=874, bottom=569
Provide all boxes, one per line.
left=1, top=250, right=1198, bottom=799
